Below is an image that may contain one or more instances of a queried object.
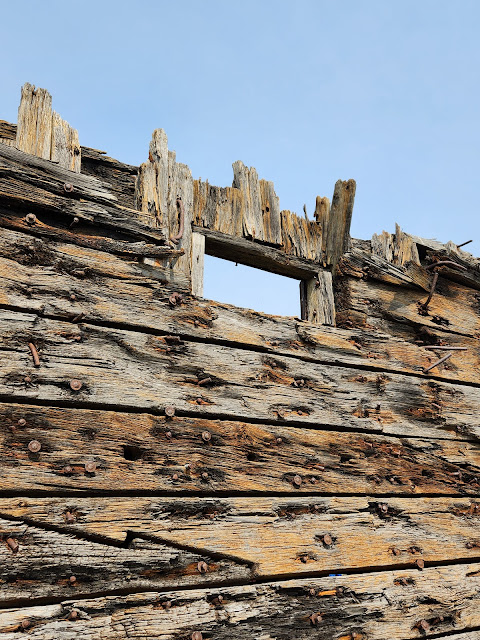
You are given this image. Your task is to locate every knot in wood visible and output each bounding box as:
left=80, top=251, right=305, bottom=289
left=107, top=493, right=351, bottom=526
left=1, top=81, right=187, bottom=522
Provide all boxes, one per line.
left=20, top=619, right=31, bottom=630
left=67, top=609, right=79, bottom=621
left=69, top=576, right=77, bottom=585
left=28, top=439, right=41, bottom=453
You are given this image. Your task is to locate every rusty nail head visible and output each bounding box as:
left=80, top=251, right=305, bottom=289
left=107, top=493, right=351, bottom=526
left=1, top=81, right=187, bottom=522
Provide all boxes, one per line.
left=172, top=473, right=179, bottom=481
left=64, top=465, right=73, bottom=474
left=197, top=561, right=208, bottom=573
left=309, top=588, right=316, bottom=596
left=191, top=633, right=203, bottom=640
left=217, top=595, right=224, bottom=603
left=85, top=461, right=97, bottom=473
left=68, top=609, right=79, bottom=621
left=165, top=405, right=175, bottom=417
left=416, top=559, right=425, bottom=570
left=276, top=437, right=283, bottom=444
left=323, top=534, right=333, bottom=546
left=418, top=619, right=430, bottom=631
left=24, top=376, right=32, bottom=383
left=28, top=342, right=40, bottom=367
left=65, top=511, right=76, bottom=524
left=392, top=547, right=401, bottom=556
left=21, top=619, right=31, bottom=629
left=202, top=472, right=209, bottom=480
left=466, top=542, right=474, bottom=549
left=64, top=183, right=74, bottom=193
left=17, top=418, right=26, bottom=427
left=28, top=439, right=42, bottom=453
left=6, top=537, right=19, bottom=553
left=165, top=430, right=172, bottom=439
left=310, top=612, right=323, bottom=625
left=201, top=430, right=211, bottom=442
left=70, top=294, right=76, bottom=301
left=25, top=213, right=37, bottom=225
left=70, top=379, right=83, bottom=391
left=293, top=474, right=302, bottom=487
left=69, top=575, right=77, bottom=585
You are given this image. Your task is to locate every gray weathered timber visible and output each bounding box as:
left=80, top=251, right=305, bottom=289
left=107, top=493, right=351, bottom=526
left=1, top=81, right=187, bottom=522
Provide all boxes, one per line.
left=1, top=563, right=480, bottom=638
left=1, top=227, right=479, bottom=386
left=190, top=232, right=205, bottom=297
left=232, top=160, right=264, bottom=240
left=194, top=225, right=322, bottom=278
left=4, top=496, right=480, bottom=578
left=323, top=179, right=356, bottom=270
left=0, top=517, right=251, bottom=603
left=300, top=271, right=336, bottom=325
left=1, top=309, right=480, bottom=441
left=193, top=180, right=244, bottom=235
left=50, top=112, right=81, bottom=173
left=1, top=403, right=479, bottom=495
left=281, top=208, right=324, bottom=263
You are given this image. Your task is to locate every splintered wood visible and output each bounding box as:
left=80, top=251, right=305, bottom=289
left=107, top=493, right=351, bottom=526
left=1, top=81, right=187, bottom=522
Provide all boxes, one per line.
left=1, top=82, right=480, bottom=639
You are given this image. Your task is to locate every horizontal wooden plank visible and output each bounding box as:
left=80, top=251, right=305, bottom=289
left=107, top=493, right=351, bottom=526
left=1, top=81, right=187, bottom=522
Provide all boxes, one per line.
left=194, top=225, right=321, bottom=278
left=337, top=271, right=480, bottom=340
left=0, top=143, right=166, bottom=244
left=1, top=560, right=480, bottom=638
left=2, top=496, right=480, bottom=578
left=1, top=227, right=479, bottom=386
left=0, top=517, right=251, bottom=603
left=1, top=403, right=479, bottom=495
left=1, top=310, right=480, bottom=441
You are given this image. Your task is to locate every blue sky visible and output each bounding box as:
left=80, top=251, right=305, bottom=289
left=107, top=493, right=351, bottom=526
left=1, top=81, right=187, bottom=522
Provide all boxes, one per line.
left=2, top=0, right=479, bottom=315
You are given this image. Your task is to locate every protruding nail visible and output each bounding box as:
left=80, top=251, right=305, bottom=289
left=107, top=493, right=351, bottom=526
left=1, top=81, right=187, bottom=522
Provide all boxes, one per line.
left=28, top=342, right=40, bottom=367
left=6, top=537, right=19, bottom=553
left=28, top=439, right=41, bottom=453
left=64, top=183, right=74, bottom=193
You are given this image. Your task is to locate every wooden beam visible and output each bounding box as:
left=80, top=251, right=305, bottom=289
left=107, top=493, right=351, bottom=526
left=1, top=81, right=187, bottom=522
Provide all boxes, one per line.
left=191, top=232, right=205, bottom=297
left=300, top=271, right=335, bottom=325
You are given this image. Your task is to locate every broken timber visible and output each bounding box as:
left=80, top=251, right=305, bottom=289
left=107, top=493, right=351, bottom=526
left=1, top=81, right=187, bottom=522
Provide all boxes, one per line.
left=0, top=83, right=480, bottom=639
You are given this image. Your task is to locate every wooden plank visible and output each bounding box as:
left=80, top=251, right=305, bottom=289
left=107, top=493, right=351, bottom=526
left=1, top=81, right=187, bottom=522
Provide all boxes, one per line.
left=281, top=208, right=324, bottom=262
left=2, top=497, right=480, bottom=578
left=1, top=310, right=480, bottom=441
left=192, top=180, right=244, bottom=236
left=1, top=402, right=479, bottom=495
left=134, top=129, right=169, bottom=234
left=1, top=562, right=480, bottom=638
left=15, top=83, right=52, bottom=160
left=0, top=121, right=16, bottom=147
left=300, top=271, right=335, bottom=325
left=195, top=225, right=320, bottom=279
left=51, top=112, right=81, bottom=173
left=1, top=227, right=479, bottom=387
left=323, top=179, right=356, bottom=270
left=259, top=178, right=281, bottom=245
left=0, top=517, right=251, bottom=604
left=232, top=161, right=263, bottom=240
left=191, top=232, right=205, bottom=297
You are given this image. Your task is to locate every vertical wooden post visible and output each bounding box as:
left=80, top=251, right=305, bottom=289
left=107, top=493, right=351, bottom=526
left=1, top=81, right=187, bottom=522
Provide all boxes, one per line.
left=191, top=232, right=205, bottom=297
left=300, top=271, right=335, bottom=326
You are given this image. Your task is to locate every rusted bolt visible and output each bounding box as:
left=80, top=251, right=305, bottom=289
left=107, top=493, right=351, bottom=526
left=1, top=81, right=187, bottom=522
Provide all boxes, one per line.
left=165, top=405, right=175, bottom=417
left=417, top=619, right=430, bottom=632
left=67, top=609, right=79, bottom=621
left=25, top=213, right=37, bottom=225
left=24, top=376, right=32, bottom=383
left=69, top=575, right=77, bottom=585
left=28, top=342, right=40, bottom=367
left=6, top=537, right=19, bottom=553
left=322, top=534, right=333, bottom=546
left=18, top=418, right=26, bottom=427
left=65, top=511, right=76, bottom=524
left=310, top=612, right=323, bottom=625
left=392, top=547, right=401, bottom=556
left=197, top=561, right=208, bottom=573
left=201, top=472, right=209, bottom=480
left=198, top=377, right=212, bottom=386
left=415, top=559, right=425, bottom=570
left=63, top=465, right=73, bottom=474
left=70, top=294, right=76, bottom=301
left=165, top=430, right=172, bottom=439
left=466, top=542, right=474, bottom=549
left=172, top=473, right=179, bottom=481
left=201, top=431, right=211, bottom=442
left=85, top=461, right=97, bottom=473
left=70, top=379, right=83, bottom=391
left=276, top=437, right=283, bottom=444
left=191, top=632, right=203, bottom=640
left=71, top=312, right=84, bottom=323
left=28, top=439, right=41, bottom=453
left=293, top=474, right=302, bottom=487
left=64, top=183, right=74, bottom=193
left=168, top=292, right=183, bottom=307
left=309, top=588, right=316, bottom=596
left=20, top=619, right=31, bottom=629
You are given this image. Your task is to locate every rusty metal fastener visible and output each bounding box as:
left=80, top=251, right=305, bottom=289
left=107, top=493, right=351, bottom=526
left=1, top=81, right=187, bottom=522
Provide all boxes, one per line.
left=85, top=461, right=97, bottom=473
left=165, top=405, right=175, bottom=417
left=423, top=351, right=453, bottom=374
left=191, top=633, right=203, bottom=640
left=276, top=437, right=283, bottom=444
left=25, top=213, right=37, bottom=225
left=64, top=465, right=73, bottom=474
left=170, top=197, right=185, bottom=245
left=201, top=431, right=211, bottom=442
left=425, top=260, right=467, bottom=271
left=20, top=619, right=31, bottom=629
left=309, top=588, right=316, bottom=596
left=168, top=292, right=183, bottom=307
left=70, top=379, right=83, bottom=391
left=424, top=345, right=467, bottom=350
left=64, top=183, right=74, bottom=193
left=457, top=239, right=472, bottom=248
left=322, top=534, right=333, bottom=546
left=420, top=270, right=438, bottom=310
left=6, top=537, right=19, bottom=553
left=293, top=474, right=302, bottom=487
left=69, top=575, right=77, bottom=585
left=310, top=612, right=323, bottom=625
left=69, top=216, right=79, bottom=229
left=198, top=377, right=212, bottom=386
left=68, top=609, right=79, bottom=621
left=24, top=375, right=32, bottom=383
left=201, top=472, right=209, bottom=480
left=417, top=619, right=430, bottom=631
left=65, top=511, right=76, bottom=524
left=28, top=439, right=41, bottom=453
left=172, top=473, right=179, bottom=481
left=415, top=559, right=425, bottom=570
left=28, top=342, right=40, bottom=367
left=197, top=561, right=208, bottom=573
left=17, top=418, right=26, bottom=427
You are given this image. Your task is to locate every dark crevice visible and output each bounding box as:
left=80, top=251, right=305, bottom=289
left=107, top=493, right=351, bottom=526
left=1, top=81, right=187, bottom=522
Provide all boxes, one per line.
left=0, top=302, right=478, bottom=391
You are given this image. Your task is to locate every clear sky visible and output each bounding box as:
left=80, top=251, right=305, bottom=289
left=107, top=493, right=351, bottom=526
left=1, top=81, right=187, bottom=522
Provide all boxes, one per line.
left=2, top=0, right=479, bottom=316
